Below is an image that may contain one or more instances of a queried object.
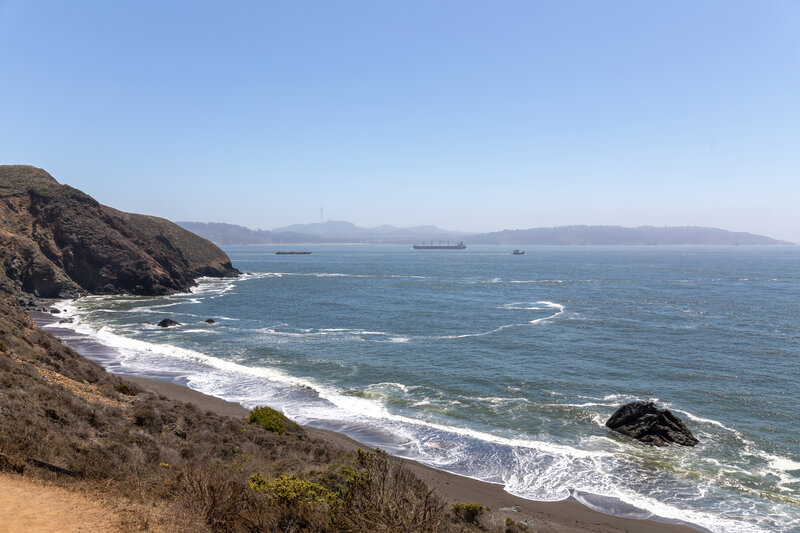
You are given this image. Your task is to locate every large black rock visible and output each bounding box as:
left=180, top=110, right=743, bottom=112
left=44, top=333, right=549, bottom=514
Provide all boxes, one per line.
left=157, top=318, right=180, bottom=328
left=605, top=401, right=699, bottom=447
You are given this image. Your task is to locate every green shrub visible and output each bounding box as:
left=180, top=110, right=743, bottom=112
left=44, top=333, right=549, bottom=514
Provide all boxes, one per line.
left=318, top=464, right=372, bottom=500
left=249, top=473, right=339, bottom=506
left=248, top=405, right=288, bottom=434
left=452, top=502, right=485, bottom=524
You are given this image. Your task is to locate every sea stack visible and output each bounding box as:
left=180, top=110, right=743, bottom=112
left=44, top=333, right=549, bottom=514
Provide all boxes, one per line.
left=605, top=401, right=699, bottom=447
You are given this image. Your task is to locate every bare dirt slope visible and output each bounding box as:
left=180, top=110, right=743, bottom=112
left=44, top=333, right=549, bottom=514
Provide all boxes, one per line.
left=0, top=473, right=118, bottom=532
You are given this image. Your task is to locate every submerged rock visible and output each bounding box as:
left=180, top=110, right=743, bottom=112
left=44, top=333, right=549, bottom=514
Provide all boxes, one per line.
left=157, top=319, right=180, bottom=328
left=605, top=401, right=698, bottom=447
left=204, top=319, right=215, bottom=324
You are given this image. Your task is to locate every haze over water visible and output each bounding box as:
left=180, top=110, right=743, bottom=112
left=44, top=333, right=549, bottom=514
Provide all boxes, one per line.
left=48, top=245, right=800, bottom=532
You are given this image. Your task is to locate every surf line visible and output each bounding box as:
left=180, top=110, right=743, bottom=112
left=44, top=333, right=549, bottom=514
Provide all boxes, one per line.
left=436, top=301, right=565, bottom=340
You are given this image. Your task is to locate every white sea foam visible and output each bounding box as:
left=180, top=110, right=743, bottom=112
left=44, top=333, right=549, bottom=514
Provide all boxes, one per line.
left=549, top=401, right=611, bottom=408
left=471, top=278, right=566, bottom=285
left=767, top=455, right=800, bottom=473
left=435, top=301, right=565, bottom=339
left=601, top=393, right=640, bottom=403
left=367, top=382, right=412, bottom=393
left=746, top=448, right=800, bottom=483
left=474, top=396, right=530, bottom=405
left=57, top=304, right=611, bottom=464
left=672, top=408, right=740, bottom=434
left=257, top=326, right=407, bottom=343
left=508, top=279, right=565, bottom=284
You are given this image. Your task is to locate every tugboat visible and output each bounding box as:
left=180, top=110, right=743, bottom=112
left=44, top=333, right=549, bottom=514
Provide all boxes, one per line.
left=512, top=249, right=525, bottom=255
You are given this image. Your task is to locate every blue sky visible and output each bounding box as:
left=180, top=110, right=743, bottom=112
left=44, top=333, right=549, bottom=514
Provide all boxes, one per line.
left=1, top=1, right=798, bottom=241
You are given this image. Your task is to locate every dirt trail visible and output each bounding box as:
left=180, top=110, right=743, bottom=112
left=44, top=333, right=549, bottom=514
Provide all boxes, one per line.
left=0, top=473, right=117, bottom=533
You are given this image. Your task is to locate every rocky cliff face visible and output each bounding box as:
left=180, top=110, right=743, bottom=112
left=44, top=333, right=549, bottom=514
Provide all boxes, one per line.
left=0, top=165, right=239, bottom=304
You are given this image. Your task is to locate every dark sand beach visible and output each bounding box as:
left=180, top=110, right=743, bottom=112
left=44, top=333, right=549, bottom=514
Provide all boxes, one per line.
left=123, top=374, right=699, bottom=532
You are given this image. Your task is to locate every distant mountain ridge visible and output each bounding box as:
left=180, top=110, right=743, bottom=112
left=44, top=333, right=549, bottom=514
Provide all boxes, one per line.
left=176, top=222, right=326, bottom=245
left=178, top=220, right=466, bottom=244
left=177, top=220, right=790, bottom=246
left=273, top=220, right=460, bottom=238
left=468, top=225, right=790, bottom=245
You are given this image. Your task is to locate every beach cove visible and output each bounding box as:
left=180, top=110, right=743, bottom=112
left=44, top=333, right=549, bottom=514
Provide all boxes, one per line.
left=35, top=244, right=800, bottom=532
left=30, top=310, right=696, bottom=533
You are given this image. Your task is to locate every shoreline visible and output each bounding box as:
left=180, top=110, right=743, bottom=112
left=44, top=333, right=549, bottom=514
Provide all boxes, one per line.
left=124, top=374, right=700, bottom=533
left=34, top=308, right=701, bottom=532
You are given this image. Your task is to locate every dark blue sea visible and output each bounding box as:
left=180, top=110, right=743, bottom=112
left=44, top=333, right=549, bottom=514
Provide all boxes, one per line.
left=46, top=245, right=800, bottom=532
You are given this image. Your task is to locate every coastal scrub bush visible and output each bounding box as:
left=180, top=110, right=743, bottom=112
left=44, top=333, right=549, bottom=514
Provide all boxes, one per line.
left=114, top=382, right=138, bottom=396
left=332, top=449, right=451, bottom=533
left=178, top=464, right=250, bottom=531
left=503, top=516, right=527, bottom=533
left=248, top=405, right=289, bottom=434
left=250, top=473, right=338, bottom=507
left=452, top=502, right=486, bottom=525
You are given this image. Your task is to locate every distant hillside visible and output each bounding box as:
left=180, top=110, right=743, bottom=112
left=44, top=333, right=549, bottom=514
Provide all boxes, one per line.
left=273, top=220, right=466, bottom=243
left=0, top=165, right=239, bottom=305
left=179, top=220, right=465, bottom=245
left=179, top=220, right=789, bottom=246
left=467, top=225, right=790, bottom=245
left=176, top=222, right=324, bottom=245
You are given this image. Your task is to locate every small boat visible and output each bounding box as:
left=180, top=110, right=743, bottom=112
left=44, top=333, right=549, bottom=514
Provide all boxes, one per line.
left=275, top=251, right=312, bottom=255
left=512, top=249, right=525, bottom=255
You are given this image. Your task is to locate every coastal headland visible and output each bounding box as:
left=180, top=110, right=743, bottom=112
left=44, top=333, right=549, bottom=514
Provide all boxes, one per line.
left=0, top=165, right=697, bottom=532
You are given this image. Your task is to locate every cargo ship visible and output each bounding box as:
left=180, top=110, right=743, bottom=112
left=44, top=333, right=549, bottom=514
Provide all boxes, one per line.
left=412, top=241, right=466, bottom=250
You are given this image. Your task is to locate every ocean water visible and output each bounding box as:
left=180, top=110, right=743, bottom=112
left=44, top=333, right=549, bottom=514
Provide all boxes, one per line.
left=46, top=245, right=800, bottom=532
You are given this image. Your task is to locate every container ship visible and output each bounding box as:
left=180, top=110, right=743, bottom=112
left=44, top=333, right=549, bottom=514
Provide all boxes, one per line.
left=412, top=241, right=466, bottom=250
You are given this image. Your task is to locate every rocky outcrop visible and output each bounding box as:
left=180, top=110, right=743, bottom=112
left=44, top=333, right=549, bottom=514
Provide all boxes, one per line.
left=156, top=319, right=180, bottom=328
left=0, top=165, right=239, bottom=301
left=605, top=401, right=699, bottom=447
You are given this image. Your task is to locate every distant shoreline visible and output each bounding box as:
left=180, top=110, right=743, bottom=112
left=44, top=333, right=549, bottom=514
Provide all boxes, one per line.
left=179, top=221, right=793, bottom=246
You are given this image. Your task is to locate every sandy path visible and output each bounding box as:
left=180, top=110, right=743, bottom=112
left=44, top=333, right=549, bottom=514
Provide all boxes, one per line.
left=0, top=473, right=117, bottom=533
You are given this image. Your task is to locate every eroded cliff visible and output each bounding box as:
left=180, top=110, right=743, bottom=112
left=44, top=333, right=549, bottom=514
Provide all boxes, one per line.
left=0, top=165, right=238, bottom=304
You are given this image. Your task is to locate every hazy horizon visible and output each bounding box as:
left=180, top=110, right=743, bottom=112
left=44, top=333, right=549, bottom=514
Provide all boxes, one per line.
left=2, top=2, right=798, bottom=242
left=189, top=218, right=794, bottom=242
